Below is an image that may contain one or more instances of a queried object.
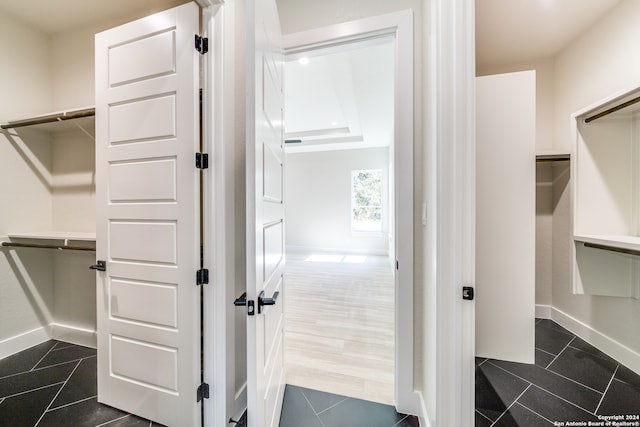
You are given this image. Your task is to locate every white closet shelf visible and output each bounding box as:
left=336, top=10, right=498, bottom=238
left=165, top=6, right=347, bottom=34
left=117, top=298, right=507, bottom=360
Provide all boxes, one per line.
left=574, top=234, right=640, bottom=254
left=536, top=151, right=570, bottom=162
left=8, top=232, right=96, bottom=241
left=1, top=107, right=95, bottom=134
left=1, top=232, right=96, bottom=252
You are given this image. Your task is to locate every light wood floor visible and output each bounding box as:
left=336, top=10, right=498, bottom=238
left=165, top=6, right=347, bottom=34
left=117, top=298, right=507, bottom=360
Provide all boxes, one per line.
left=284, top=252, right=395, bottom=405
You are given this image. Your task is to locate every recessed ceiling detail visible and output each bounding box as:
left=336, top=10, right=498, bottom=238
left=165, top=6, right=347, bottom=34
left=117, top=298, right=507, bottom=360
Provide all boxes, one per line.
left=284, top=39, right=394, bottom=153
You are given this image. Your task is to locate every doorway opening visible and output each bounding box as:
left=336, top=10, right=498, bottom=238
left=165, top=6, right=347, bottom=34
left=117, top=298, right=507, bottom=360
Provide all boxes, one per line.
left=282, top=36, right=396, bottom=405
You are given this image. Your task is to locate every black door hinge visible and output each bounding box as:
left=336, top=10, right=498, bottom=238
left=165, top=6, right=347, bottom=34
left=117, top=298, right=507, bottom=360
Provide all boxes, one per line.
left=196, top=153, right=209, bottom=169
left=197, top=382, right=210, bottom=402
left=197, top=269, right=209, bottom=285
left=195, top=35, right=208, bottom=54
left=462, top=286, right=474, bottom=301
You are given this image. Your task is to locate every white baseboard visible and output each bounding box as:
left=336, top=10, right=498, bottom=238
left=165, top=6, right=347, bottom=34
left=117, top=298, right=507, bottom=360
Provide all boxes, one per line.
left=0, top=326, right=51, bottom=360
left=416, top=391, right=432, bottom=427
left=535, top=304, right=552, bottom=319
left=285, top=245, right=389, bottom=256
left=49, top=323, right=97, bottom=349
left=550, top=306, right=640, bottom=376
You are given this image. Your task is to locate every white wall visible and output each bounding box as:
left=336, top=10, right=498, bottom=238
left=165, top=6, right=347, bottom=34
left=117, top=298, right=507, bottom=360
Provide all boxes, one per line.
left=0, top=11, right=55, bottom=353
left=552, top=0, right=640, bottom=364
left=285, top=147, right=390, bottom=255
left=0, top=1, right=190, bottom=353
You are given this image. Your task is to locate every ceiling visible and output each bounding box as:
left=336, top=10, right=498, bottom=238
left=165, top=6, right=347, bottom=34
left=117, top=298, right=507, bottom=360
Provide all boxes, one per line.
left=0, top=0, right=188, bottom=34
left=476, top=0, right=624, bottom=71
left=284, top=39, right=394, bottom=154
left=0, top=0, right=626, bottom=153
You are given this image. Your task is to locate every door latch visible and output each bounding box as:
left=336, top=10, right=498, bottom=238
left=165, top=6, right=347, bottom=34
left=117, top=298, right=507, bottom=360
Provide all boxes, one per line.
left=89, top=260, right=106, bottom=272
left=462, top=286, right=474, bottom=301
left=233, top=292, right=255, bottom=316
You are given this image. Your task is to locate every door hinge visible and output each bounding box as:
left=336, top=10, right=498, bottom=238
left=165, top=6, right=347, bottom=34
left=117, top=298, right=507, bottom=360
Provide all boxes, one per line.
left=463, top=286, right=474, bottom=301
left=196, top=269, right=209, bottom=285
left=197, top=382, right=210, bottom=402
left=196, top=153, right=209, bottom=169
left=195, top=35, right=208, bottom=54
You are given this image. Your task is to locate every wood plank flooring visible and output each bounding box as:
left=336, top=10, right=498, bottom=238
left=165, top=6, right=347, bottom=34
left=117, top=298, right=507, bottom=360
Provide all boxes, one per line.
left=284, top=252, right=395, bottom=405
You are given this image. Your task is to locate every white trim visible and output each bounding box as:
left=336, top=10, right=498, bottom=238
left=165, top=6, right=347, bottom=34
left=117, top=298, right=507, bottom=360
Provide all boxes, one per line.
left=550, top=306, right=640, bottom=376
left=416, top=391, right=432, bottom=427
left=0, top=327, right=51, bottom=360
left=49, top=323, right=96, bottom=348
left=282, top=10, right=418, bottom=415
left=535, top=304, right=552, bottom=319
left=0, top=323, right=99, bottom=361
left=204, top=1, right=247, bottom=426
left=285, top=245, right=388, bottom=256
left=429, top=0, right=476, bottom=425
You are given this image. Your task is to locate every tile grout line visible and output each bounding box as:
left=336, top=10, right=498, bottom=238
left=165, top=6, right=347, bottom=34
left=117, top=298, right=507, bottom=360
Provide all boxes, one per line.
left=545, top=335, right=576, bottom=369
left=95, top=414, right=131, bottom=427
left=476, top=409, right=493, bottom=423
left=512, top=402, right=556, bottom=425
left=594, top=364, right=619, bottom=415
left=490, top=383, right=532, bottom=426
left=31, top=341, right=60, bottom=371
left=0, top=381, right=65, bottom=400
left=544, top=364, right=605, bottom=395
left=299, top=388, right=327, bottom=427
left=536, top=347, right=557, bottom=358
left=0, top=361, right=72, bottom=381
left=33, top=359, right=82, bottom=427
left=487, top=360, right=601, bottom=413
left=529, top=383, right=599, bottom=416
left=497, top=342, right=610, bottom=395
left=391, top=414, right=409, bottom=427
left=48, top=394, right=96, bottom=412
left=315, top=397, right=349, bottom=416
left=567, top=344, right=618, bottom=364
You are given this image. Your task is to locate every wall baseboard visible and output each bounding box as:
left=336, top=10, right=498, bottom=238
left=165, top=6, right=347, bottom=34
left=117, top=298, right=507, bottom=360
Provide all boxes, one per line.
left=549, top=306, right=640, bottom=376
left=49, top=323, right=96, bottom=349
left=0, top=326, right=51, bottom=360
left=416, top=391, right=432, bottom=427
left=285, top=245, right=389, bottom=256
left=535, top=304, right=552, bottom=319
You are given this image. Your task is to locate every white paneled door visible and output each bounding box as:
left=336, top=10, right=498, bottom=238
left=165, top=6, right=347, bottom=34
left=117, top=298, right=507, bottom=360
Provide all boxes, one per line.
left=95, top=3, right=201, bottom=426
left=476, top=71, right=536, bottom=363
left=246, top=0, right=286, bottom=426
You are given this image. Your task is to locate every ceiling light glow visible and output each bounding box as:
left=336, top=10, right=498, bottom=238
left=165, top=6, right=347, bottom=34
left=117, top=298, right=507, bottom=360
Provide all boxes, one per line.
left=298, top=57, right=310, bottom=65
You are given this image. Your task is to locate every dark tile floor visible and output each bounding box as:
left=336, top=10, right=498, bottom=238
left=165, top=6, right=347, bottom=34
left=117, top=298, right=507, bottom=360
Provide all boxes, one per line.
left=1, top=341, right=417, bottom=427
left=5, top=319, right=640, bottom=427
left=279, top=385, right=419, bottom=427
left=0, top=340, right=162, bottom=426
left=476, top=318, right=640, bottom=426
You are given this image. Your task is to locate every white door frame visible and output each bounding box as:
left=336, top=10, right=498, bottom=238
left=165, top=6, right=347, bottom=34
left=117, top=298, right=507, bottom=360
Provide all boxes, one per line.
left=202, top=1, right=249, bottom=426
left=425, top=0, right=476, bottom=425
left=281, top=10, right=418, bottom=415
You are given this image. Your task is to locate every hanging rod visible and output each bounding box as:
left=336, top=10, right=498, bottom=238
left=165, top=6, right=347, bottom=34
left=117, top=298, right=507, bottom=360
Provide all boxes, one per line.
left=1, top=108, right=95, bottom=130
left=1, top=241, right=96, bottom=252
left=584, top=94, right=640, bottom=123
left=583, top=242, right=640, bottom=257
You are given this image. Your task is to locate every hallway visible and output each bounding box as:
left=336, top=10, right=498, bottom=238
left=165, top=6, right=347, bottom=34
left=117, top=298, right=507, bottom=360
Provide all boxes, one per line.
left=284, top=252, right=395, bottom=404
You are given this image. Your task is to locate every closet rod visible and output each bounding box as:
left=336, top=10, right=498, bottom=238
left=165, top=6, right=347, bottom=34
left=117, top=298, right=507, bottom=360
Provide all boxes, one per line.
left=1, top=108, right=95, bottom=130
left=583, top=242, right=640, bottom=257
left=584, top=95, right=640, bottom=123
left=1, top=242, right=96, bottom=252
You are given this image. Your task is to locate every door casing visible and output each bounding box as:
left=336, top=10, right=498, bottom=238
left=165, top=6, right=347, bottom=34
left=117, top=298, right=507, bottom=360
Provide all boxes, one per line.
left=282, top=10, right=417, bottom=415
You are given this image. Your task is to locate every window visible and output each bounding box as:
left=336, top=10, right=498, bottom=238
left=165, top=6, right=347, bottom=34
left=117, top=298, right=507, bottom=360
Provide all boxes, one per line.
left=351, top=169, right=383, bottom=232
